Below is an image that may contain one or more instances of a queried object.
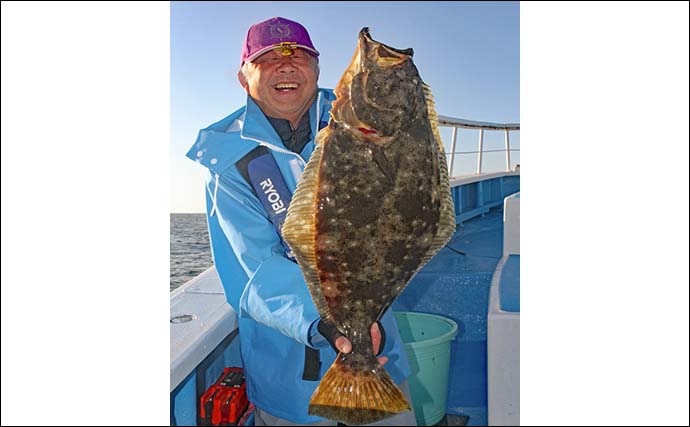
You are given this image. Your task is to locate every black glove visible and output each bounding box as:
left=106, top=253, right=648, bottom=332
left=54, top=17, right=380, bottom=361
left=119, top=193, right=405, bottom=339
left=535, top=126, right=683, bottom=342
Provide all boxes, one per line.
left=317, top=319, right=386, bottom=356
left=317, top=319, right=344, bottom=353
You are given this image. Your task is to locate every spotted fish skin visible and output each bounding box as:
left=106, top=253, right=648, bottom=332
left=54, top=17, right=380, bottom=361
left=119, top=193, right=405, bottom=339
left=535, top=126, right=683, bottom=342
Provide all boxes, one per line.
left=283, top=27, right=455, bottom=425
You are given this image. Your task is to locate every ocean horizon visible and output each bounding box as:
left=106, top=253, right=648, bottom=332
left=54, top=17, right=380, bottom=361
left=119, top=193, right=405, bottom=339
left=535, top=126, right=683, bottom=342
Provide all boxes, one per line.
left=170, top=213, right=213, bottom=291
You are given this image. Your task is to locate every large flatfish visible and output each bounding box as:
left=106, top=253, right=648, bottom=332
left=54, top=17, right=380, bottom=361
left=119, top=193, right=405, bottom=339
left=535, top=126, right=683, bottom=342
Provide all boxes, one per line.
left=282, top=28, right=455, bottom=425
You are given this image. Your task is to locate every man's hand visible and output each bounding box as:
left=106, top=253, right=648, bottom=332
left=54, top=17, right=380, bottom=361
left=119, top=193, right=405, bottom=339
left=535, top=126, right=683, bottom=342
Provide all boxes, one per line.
left=318, top=320, right=387, bottom=365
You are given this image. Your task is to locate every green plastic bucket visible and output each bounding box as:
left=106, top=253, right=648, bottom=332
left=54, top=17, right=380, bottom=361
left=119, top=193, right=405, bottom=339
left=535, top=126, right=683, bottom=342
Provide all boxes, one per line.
left=394, top=311, right=458, bottom=426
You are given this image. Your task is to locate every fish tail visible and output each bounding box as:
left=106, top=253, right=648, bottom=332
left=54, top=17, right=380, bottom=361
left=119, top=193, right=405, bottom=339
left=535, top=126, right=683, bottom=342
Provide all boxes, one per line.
left=308, top=355, right=411, bottom=425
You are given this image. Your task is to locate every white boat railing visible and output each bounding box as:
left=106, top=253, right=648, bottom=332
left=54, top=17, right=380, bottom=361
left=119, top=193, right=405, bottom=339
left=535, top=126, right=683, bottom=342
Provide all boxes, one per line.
left=437, top=115, right=520, bottom=177
left=487, top=192, right=521, bottom=426
left=170, top=267, right=237, bottom=392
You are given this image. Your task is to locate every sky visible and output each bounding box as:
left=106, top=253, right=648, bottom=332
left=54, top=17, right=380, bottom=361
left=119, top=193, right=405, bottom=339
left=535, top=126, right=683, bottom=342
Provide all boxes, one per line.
left=170, top=1, right=520, bottom=213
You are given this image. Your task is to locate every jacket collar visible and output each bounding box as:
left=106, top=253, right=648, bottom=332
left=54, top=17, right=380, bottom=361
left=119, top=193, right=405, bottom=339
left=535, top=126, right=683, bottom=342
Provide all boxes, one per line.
left=240, top=91, right=328, bottom=151
left=240, top=96, right=284, bottom=149
left=186, top=88, right=334, bottom=175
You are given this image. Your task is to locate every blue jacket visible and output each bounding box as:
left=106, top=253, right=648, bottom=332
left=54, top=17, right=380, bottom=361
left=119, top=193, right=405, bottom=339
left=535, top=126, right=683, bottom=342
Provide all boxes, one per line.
left=186, top=88, right=411, bottom=423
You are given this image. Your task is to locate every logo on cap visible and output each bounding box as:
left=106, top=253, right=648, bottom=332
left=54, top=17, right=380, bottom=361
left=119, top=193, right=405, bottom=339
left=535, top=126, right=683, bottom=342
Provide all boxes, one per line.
left=270, top=24, right=291, bottom=40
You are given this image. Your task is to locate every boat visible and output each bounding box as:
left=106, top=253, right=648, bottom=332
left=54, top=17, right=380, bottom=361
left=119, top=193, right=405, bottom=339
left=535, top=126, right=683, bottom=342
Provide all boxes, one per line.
left=170, top=115, right=520, bottom=426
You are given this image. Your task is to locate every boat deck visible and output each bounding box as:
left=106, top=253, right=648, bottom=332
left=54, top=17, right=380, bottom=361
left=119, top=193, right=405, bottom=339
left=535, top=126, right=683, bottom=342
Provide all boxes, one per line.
left=171, top=192, right=516, bottom=426
left=393, top=205, right=506, bottom=426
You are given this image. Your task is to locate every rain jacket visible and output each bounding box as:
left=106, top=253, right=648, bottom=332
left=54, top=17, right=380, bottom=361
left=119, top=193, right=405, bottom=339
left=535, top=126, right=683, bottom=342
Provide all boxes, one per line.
left=186, top=88, right=411, bottom=423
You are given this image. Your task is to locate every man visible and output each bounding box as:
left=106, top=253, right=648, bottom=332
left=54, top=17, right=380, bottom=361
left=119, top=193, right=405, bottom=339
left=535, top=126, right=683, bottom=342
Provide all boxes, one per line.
left=186, top=17, right=416, bottom=426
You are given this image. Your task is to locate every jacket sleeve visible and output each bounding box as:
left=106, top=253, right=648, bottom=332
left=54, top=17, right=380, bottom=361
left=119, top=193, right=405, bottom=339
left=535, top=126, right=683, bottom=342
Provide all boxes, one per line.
left=205, top=169, right=320, bottom=347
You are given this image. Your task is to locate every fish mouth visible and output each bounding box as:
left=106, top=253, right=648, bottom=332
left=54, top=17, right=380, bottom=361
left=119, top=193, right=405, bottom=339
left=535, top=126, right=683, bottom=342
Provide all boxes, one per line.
left=334, top=28, right=413, bottom=98
left=358, top=27, right=414, bottom=63
left=330, top=29, right=412, bottom=139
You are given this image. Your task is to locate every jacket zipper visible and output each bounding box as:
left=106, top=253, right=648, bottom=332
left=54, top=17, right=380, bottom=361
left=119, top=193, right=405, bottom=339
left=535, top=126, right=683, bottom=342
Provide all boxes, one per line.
left=239, top=91, right=323, bottom=169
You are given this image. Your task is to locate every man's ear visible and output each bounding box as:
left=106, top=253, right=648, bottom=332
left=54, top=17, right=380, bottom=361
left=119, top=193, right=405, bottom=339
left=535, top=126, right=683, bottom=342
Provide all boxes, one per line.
left=237, top=69, right=249, bottom=91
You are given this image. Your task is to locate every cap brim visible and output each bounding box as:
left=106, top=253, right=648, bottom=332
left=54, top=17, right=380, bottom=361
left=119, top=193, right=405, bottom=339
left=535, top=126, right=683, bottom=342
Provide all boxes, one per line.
left=245, top=44, right=320, bottom=64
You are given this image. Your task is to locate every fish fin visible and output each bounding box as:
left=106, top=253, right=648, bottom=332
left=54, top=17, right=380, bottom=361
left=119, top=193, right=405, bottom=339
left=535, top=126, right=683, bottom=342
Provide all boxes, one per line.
left=283, top=129, right=332, bottom=321
left=420, top=83, right=456, bottom=266
left=308, top=356, right=410, bottom=425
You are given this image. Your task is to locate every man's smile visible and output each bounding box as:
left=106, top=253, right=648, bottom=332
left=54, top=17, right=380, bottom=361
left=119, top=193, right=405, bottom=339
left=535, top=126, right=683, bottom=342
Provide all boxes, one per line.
left=273, top=82, right=300, bottom=92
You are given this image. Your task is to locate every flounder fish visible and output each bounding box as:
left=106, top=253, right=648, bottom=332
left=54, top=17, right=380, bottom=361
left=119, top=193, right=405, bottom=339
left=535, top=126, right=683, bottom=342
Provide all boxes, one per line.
left=282, top=28, right=455, bottom=425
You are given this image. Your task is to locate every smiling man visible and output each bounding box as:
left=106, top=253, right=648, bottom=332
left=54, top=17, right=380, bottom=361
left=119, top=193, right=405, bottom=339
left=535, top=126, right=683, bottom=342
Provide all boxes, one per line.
left=238, top=25, right=319, bottom=129
left=186, top=17, right=415, bottom=426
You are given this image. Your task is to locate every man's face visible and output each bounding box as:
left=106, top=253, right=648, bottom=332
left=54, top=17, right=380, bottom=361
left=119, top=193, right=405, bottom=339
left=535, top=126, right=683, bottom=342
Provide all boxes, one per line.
left=239, top=48, right=319, bottom=125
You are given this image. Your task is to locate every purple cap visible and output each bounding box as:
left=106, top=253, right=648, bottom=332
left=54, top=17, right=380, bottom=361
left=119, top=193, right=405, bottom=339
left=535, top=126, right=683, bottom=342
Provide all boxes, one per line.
left=240, top=17, right=320, bottom=66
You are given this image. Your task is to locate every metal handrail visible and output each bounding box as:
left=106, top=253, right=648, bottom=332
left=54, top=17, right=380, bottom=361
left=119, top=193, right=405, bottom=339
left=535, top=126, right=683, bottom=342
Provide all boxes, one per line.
left=450, top=149, right=521, bottom=155
left=438, top=115, right=520, bottom=130
left=438, top=115, right=520, bottom=177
